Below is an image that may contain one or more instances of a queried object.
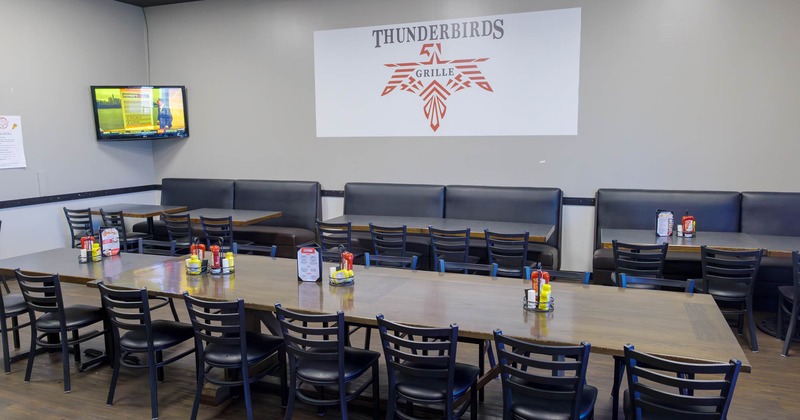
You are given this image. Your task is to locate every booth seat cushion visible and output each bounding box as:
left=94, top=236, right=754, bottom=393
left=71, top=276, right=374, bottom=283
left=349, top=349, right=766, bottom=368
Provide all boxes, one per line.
left=594, top=189, right=741, bottom=250
left=445, top=185, right=563, bottom=250
left=741, top=192, right=800, bottom=236
left=234, top=180, right=321, bottom=232
left=161, top=178, right=235, bottom=210
left=344, top=182, right=445, bottom=218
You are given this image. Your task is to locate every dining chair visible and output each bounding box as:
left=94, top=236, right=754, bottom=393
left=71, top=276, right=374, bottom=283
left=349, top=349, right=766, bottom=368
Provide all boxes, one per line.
left=0, top=275, right=31, bottom=373
left=623, top=343, right=741, bottom=420
left=100, top=208, right=152, bottom=253
left=777, top=250, right=800, bottom=356
left=376, top=314, right=479, bottom=420
left=494, top=329, right=597, bottom=420
left=484, top=230, right=534, bottom=279
left=98, top=282, right=195, bottom=420
left=368, top=224, right=421, bottom=268
left=316, top=220, right=364, bottom=262
left=184, top=293, right=286, bottom=420
left=530, top=263, right=591, bottom=284
left=276, top=303, right=380, bottom=420
left=163, top=212, right=193, bottom=256
left=63, top=207, right=95, bottom=248
left=699, top=246, right=762, bottom=351
left=611, top=274, right=695, bottom=419
left=611, top=240, right=669, bottom=286
left=15, top=269, right=109, bottom=393
left=429, top=226, right=480, bottom=270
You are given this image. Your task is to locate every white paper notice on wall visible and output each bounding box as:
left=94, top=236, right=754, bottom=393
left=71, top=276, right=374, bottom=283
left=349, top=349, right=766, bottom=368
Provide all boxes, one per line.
left=0, top=116, right=27, bottom=169
left=314, top=8, right=581, bottom=137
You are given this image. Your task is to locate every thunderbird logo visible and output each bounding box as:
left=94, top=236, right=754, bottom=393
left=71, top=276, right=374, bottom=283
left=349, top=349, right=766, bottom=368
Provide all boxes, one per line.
left=381, top=43, right=493, bottom=132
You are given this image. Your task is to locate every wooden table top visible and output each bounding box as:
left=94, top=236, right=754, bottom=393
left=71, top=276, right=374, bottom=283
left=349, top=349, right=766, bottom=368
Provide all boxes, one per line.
left=94, top=255, right=750, bottom=371
left=91, top=204, right=188, bottom=218
left=324, top=215, right=555, bottom=243
left=746, top=235, right=800, bottom=257
left=0, top=247, right=177, bottom=284
left=184, top=208, right=282, bottom=226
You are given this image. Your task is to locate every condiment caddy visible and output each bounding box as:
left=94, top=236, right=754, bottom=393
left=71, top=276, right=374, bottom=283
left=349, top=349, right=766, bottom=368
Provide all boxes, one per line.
left=524, top=267, right=554, bottom=312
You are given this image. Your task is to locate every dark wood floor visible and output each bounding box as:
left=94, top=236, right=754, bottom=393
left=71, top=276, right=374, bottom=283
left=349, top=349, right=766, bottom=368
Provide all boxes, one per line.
left=1, top=281, right=799, bottom=419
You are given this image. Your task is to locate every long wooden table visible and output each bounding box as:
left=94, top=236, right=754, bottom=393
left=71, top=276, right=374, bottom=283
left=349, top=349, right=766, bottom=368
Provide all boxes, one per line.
left=94, top=255, right=750, bottom=372
left=91, top=204, right=188, bottom=236
left=324, top=215, right=555, bottom=243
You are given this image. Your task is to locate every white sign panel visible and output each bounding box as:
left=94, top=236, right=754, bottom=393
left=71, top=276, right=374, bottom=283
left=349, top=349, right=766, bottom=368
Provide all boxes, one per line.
left=0, top=116, right=27, bottom=168
left=314, top=8, right=581, bottom=137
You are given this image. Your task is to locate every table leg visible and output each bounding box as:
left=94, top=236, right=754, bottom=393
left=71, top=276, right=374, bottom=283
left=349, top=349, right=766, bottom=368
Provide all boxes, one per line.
left=146, top=217, right=155, bottom=236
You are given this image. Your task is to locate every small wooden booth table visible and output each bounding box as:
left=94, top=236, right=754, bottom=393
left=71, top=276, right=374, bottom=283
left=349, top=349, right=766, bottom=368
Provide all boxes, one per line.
left=91, top=204, right=188, bottom=236
left=184, top=208, right=282, bottom=226
left=0, top=247, right=177, bottom=284
left=600, top=228, right=762, bottom=252
left=93, top=255, right=751, bottom=404
left=324, top=214, right=555, bottom=243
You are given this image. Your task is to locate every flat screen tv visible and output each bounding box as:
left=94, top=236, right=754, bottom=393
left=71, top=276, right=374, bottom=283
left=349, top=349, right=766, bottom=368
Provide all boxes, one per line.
left=91, top=85, right=189, bottom=141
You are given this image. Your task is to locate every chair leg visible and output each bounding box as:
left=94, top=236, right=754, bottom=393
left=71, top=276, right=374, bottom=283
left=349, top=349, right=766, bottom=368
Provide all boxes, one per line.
left=107, top=350, right=121, bottom=405
left=611, top=355, right=624, bottom=420
left=386, top=388, right=397, bottom=420
left=71, top=330, right=81, bottom=363
left=339, top=380, right=349, bottom=420
left=11, top=316, right=20, bottom=348
left=1, top=318, right=10, bottom=374
left=782, top=304, right=799, bottom=357
left=279, top=348, right=288, bottom=408
left=241, top=364, right=254, bottom=420
left=470, top=379, right=478, bottom=420
left=190, top=361, right=203, bottom=420
left=284, top=366, right=297, bottom=420
left=148, top=351, right=160, bottom=420
left=372, top=360, right=380, bottom=420
left=61, top=331, right=72, bottom=393
left=747, top=304, right=758, bottom=352
left=156, top=350, right=165, bottom=382
left=24, top=327, right=36, bottom=383
left=478, top=340, right=485, bottom=403
left=167, top=298, right=180, bottom=322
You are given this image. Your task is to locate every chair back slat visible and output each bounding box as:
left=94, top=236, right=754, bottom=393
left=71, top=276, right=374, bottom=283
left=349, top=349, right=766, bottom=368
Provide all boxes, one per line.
left=624, top=344, right=741, bottom=420
left=98, top=282, right=152, bottom=336
left=494, top=329, right=591, bottom=419
left=163, top=213, right=192, bottom=241
left=620, top=274, right=695, bottom=293
left=701, top=246, right=761, bottom=294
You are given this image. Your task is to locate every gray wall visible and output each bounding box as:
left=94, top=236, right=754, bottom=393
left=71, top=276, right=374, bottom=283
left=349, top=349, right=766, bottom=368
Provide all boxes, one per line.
left=0, top=0, right=154, bottom=201
left=148, top=0, right=800, bottom=196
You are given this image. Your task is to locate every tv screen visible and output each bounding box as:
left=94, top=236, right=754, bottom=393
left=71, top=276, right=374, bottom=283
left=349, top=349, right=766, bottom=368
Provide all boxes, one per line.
left=91, top=85, right=189, bottom=141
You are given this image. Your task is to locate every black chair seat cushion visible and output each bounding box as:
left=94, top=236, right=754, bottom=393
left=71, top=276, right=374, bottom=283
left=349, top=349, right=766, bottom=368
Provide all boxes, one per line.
left=623, top=389, right=716, bottom=419
left=233, top=226, right=316, bottom=247
left=295, top=347, right=380, bottom=383
left=118, top=320, right=194, bottom=351
left=394, top=362, right=479, bottom=402
left=204, top=332, right=283, bottom=366
left=511, top=383, right=598, bottom=420
left=2, top=293, right=27, bottom=315
left=36, top=305, right=104, bottom=331
left=695, top=279, right=749, bottom=299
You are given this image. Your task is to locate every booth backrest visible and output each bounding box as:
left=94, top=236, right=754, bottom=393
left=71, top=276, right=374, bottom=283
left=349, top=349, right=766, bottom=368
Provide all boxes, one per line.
left=741, top=192, right=800, bottom=237
left=594, top=189, right=742, bottom=249
left=445, top=185, right=562, bottom=249
left=344, top=182, right=445, bottom=217
left=234, top=180, right=321, bottom=232
left=161, top=178, right=235, bottom=210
